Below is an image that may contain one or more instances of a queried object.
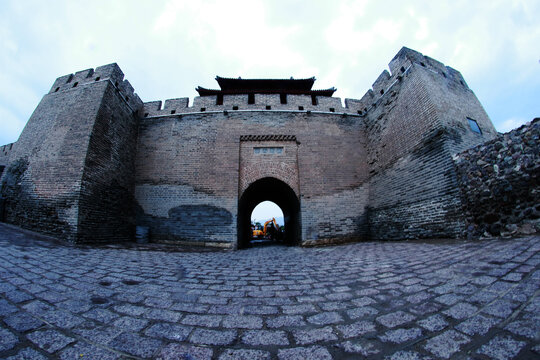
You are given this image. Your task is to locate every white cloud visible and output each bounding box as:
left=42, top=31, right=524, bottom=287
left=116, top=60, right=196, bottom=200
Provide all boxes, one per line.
left=0, top=0, right=538, bottom=144
left=0, top=107, right=27, bottom=145
left=498, top=117, right=528, bottom=133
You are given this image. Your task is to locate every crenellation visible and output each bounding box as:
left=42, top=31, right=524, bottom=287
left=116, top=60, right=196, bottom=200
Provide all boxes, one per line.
left=372, top=70, right=392, bottom=96
left=163, top=97, right=189, bottom=113
left=48, top=63, right=142, bottom=111
left=143, top=93, right=356, bottom=115
left=423, top=55, right=446, bottom=74
left=358, top=89, right=375, bottom=113
left=192, top=95, right=218, bottom=109
left=222, top=94, right=248, bottom=108
left=94, top=63, right=124, bottom=85
left=445, top=66, right=468, bottom=88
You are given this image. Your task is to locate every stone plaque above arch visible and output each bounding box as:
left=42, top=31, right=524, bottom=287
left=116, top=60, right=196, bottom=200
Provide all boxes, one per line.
left=238, top=135, right=300, bottom=198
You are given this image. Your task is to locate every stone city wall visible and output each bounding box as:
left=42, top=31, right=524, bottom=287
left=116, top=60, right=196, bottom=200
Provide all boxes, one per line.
left=454, top=118, right=540, bottom=238
left=0, top=63, right=142, bottom=242
left=135, top=111, right=368, bottom=246
left=365, top=47, right=497, bottom=240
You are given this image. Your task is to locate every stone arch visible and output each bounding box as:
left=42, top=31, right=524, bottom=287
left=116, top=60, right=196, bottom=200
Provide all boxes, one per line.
left=237, top=177, right=301, bottom=249
left=239, top=162, right=299, bottom=198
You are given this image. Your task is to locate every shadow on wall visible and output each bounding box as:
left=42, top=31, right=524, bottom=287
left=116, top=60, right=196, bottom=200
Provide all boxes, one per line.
left=136, top=203, right=233, bottom=244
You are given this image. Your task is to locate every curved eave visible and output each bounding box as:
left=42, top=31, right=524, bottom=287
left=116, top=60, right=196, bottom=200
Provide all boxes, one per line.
left=196, top=86, right=336, bottom=97
left=215, top=76, right=317, bottom=92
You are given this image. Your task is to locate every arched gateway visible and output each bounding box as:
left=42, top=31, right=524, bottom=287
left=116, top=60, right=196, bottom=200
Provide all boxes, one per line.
left=238, top=177, right=301, bottom=249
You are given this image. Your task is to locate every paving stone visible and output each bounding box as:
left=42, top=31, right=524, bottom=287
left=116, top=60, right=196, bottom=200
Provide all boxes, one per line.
left=82, top=308, right=119, bottom=323
left=109, top=332, right=162, bottom=358
left=222, top=315, right=263, bottom=329
left=144, top=322, right=192, bottom=341
left=278, top=345, right=332, bottom=360
left=319, top=301, right=350, bottom=311
left=4, top=311, right=45, bottom=332
left=113, top=316, right=149, bottom=331
left=4, top=290, right=33, bottom=303
left=5, top=347, right=48, bottom=360
left=293, top=326, right=338, bottom=344
left=469, top=289, right=499, bottom=304
left=41, top=310, right=85, bottom=329
left=376, top=311, right=416, bottom=328
left=0, top=299, right=19, bottom=316
left=443, top=302, right=478, bottom=319
left=306, top=311, right=343, bottom=325
left=347, top=306, right=378, bottom=319
left=22, top=300, right=53, bottom=315
left=502, top=272, right=523, bottom=282
left=471, top=275, right=497, bottom=285
left=405, top=291, right=432, bottom=304
left=242, top=329, right=289, bottom=345
left=182, top=314, right=222, bottom=327
left=219, top=349, right=270, bottom=360
left=379, top=327, right=423, bottom=343
left=336, top=339, right=381, bottom=355
left=487, top=281, right=515, bottom=294
left=281, top=304, right=317, bottom=315
left=0, top=327, right=18, bottom=352
left=144, top=308, right=182, bottom=322
left=423, top=330, right=470, bottom=359
left=435, top=293, right=464, bottom=305
left=409, top=301, right=442, bottom=315
left=158, top=343, right=213, bottom=360
left=504, top=319, right=540, bottom=339
left=190, top=328, right=237, bottom=346
left=352, top=296, right=377, bottom=306
left=27, top=329, right=76, bottom=353
left=266, top=315, right=306, bottom=328
left=385, top=350, right=431, bottom=360
left=482, top=299, right=518, bottom=318
left=417, top=314, right=448, bottom=332
left=336, top=320, right=376, bottom=338
left=455, top=314, right=499, bottom=336
left=477, top=335, right=526, bottom=360
left=72, top=326, right=123, bottom=345
left=112, top=304, right=146, bottom=316
left=59, top=341, right=119, bottom=360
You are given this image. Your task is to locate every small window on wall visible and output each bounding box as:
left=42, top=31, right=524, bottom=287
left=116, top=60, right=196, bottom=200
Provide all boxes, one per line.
left=254, top=147, right=283, bottom=155
left=467, top=117, right=482, bottom=134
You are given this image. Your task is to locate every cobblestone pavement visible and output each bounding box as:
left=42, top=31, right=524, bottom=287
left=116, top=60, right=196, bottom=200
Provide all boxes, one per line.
left=0, top=224, right=539, bottom=359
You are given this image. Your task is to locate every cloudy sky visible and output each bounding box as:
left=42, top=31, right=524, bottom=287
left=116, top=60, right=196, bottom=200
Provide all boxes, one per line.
left=0, top=0, right=538, bottom=147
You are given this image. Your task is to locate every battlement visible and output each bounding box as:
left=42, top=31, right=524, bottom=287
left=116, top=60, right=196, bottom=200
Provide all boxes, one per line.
left=351, top=47, right=470, bottom=116
left=0, top=142, right=15, bottom=167
left=141, top=93, right=364, bottom=117
left=48, top=63, right=143, bottom=110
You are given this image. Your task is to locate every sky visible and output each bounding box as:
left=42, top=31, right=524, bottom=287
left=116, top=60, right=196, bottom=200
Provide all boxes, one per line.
left=252, top=201, right=284, bottom=225
left=0, top=1, right=538, bottom=219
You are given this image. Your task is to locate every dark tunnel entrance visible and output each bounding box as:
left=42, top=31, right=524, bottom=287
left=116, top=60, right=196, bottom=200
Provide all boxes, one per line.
left=238, top=177, right=301, bottom=249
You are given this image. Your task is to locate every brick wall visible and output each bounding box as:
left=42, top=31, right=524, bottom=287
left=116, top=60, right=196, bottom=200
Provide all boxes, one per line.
left=366, top=48, right=497, bottom=240
left=0, top=64, right=142, bottom=242
left=1, top=48, right=502, bottom=247
left=135, top=111, right=368, bottom=246
left=77, top=80, right=142, bottom=242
